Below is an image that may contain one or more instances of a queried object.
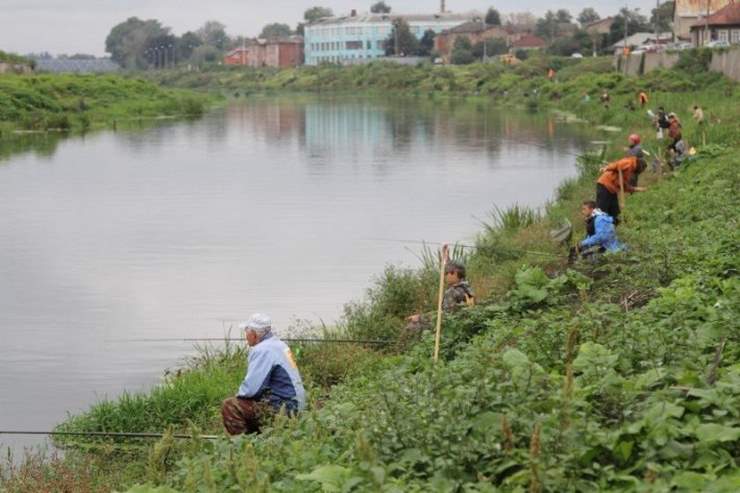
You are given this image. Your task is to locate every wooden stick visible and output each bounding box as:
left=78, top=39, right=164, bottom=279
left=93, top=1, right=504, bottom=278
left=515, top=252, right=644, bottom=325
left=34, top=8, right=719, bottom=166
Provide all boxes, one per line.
left=618, top=167, right=626, bottom=223
left=433, top=244, right=449, bottom=363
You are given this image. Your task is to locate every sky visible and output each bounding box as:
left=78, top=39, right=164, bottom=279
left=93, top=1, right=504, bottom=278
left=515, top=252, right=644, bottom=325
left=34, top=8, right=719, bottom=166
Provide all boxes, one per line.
left=1, top=0, right=658, bottom=56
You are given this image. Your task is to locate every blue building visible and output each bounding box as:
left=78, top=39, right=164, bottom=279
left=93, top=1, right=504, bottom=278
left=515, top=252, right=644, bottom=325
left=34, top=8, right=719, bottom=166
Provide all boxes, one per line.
left=304, top=11, right=477, bottom=65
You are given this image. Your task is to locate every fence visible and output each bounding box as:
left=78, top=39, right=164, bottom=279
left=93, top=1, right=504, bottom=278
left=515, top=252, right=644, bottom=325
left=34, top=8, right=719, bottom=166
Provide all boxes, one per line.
left=615, top=47, right=740, bottom=81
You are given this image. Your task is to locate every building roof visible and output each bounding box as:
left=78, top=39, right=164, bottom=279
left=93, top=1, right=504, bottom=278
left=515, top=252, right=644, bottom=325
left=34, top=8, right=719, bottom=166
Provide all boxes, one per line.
left=610, top=32, right=673, bottom=48
left=440, top=20, right=509, bottom=35
left=511, top=33, right=546, bottom=48
left=309, top=12, right=478, bottom=26
left=690, top=1, right=740, bottom=27
left=674, top=0, right=732, bottom=18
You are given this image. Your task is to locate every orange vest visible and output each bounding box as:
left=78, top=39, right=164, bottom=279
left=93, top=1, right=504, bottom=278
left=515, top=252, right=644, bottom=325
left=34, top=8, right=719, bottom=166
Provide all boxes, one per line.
left=597, top=156, right=638, bottom=194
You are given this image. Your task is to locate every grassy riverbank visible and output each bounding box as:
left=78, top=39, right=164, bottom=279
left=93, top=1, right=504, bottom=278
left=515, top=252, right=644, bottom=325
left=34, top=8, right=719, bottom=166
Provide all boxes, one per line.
left=2, top=60, right=739, bottom=492
left=0, top=73, right=214, bottom=138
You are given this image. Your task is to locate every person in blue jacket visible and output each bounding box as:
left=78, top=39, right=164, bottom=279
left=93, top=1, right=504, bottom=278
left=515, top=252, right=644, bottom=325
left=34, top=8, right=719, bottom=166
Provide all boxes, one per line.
left=221, top=313, right=306, bottom=435
left=570, top=200, right=624, bottom=261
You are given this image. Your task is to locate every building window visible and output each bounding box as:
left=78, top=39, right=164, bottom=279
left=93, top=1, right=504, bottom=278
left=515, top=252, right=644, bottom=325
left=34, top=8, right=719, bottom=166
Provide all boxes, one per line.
left=346, top=40, right=363, bottom=50
left=732, top=29, right=740, bottom=43
left=376, top=40, right=385, bottom=50
left=367, top=40, right=372, bottom=50
left=718, top=30, right=729, bottom=42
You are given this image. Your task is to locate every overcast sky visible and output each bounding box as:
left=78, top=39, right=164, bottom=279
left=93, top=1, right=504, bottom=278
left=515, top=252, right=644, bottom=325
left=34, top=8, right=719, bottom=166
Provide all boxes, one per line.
left=1, top=1, right=657, bottom=56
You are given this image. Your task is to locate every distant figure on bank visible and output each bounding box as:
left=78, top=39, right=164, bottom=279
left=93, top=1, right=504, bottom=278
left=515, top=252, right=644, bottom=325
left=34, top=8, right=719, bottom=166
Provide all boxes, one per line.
left=600, top=90, right=611, bottom=109
left=668, top=135, right=688, bottom=169
left=655, top=106, right=670, bottom=140
left=667, top=112, right=683, bottom=155
left=221, top=313, right=306, bottom=435
left=693, top=105, right=705, bottom=125
left=406, top=258, right=475, bottom=329
left=596, top=154, right=647, bottom=224
left=638, top=91, right=649, bottom=108
left=547, top=68, right=556, bottom=81
left=569, top=200, right=623, bottom=261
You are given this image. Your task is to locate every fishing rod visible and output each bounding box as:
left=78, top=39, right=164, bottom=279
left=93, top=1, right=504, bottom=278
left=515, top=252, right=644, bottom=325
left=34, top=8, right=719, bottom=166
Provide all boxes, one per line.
left=0, top=430, right=219, bottom=440
left=108, top=337, right=392, bottom=346
left=367, top=237, right=563, bottom=258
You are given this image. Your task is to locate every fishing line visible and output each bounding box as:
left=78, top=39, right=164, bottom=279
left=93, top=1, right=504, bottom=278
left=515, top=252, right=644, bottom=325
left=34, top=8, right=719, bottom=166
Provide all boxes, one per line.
left=366, top=237, right=563, bottom=258
left=0, top=430, right=219, bottom=440
left=107, top=337, right=391, bottom=345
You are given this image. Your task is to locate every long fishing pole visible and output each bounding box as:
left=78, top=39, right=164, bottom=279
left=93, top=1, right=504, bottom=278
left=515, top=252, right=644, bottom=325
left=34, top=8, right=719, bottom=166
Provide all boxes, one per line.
left=0, top=430, right=219, bottom=440
left=108, top=337, right=391, bottom=345
left=367, top=237, right=562, bottom=258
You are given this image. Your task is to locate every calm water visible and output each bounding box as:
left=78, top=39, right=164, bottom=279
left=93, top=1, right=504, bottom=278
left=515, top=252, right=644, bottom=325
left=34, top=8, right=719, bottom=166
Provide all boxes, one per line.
left=0, top=96, right=591, bottom=454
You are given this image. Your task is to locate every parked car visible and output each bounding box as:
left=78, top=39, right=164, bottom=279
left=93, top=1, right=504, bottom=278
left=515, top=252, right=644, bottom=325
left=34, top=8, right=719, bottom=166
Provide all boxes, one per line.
left=570, top=52, right=584, bottom=59
left=706, top=40, right=731, bottom=49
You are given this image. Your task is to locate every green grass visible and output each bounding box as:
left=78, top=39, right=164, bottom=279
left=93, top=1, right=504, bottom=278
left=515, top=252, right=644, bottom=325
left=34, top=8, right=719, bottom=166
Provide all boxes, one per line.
left=2, top=61, right=739, bottom=492
left=0, top=73, right=215, bottom=138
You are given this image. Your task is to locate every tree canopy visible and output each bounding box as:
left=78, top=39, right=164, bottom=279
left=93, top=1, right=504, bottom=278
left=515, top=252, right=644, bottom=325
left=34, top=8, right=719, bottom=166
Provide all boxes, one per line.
left=260, top=23, right=293, bottom=39
left=105, top=17, right=170, bottom=69
left=485, top=8, right=502, bottom=26
left=197, top=21, right=228, bottom=50
left=304, top=6, right=334, bottom=23
left=651, top=1, right=674, bottom=32
left=577, top=8, right=601, bottom=26
left=370, top=2, right=392, bottom=14
left=384, top=18, right=419, bottom=56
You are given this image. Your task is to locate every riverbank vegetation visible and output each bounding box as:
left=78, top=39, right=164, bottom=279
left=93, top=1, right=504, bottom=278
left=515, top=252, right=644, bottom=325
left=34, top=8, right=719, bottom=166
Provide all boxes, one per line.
left=2, top=58, right=738, bottom=492
left=0, top=74, right=213, bottom=138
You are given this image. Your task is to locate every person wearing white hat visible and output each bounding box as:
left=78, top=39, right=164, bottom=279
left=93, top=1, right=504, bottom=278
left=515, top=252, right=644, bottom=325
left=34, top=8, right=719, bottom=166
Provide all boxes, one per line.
left=221, top=313, right=306, bottom=435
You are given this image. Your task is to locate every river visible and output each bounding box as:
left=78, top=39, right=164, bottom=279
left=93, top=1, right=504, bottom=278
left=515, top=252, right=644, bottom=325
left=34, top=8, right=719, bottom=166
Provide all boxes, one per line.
left=0, top=96, right=593, bottom=456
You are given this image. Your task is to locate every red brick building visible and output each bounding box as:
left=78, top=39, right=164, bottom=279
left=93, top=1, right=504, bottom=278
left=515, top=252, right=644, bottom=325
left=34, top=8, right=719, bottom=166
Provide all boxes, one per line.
left=434, top=21, right=511, bottom=63
left=224, top=37, right=304, bottom=68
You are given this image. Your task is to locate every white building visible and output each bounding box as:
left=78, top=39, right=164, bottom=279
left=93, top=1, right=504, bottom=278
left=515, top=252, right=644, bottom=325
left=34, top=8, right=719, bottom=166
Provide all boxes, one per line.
left=304, top=10, right=479, bottom=65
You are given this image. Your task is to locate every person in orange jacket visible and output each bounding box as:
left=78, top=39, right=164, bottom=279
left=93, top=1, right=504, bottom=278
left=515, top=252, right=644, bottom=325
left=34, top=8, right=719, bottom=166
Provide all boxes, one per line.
left=638, top=91, right=648, bottom=108
left=596, top=155, right=647, bottom=224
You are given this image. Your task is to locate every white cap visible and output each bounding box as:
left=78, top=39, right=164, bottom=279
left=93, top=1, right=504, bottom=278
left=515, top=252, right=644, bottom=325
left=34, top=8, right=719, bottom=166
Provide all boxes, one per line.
left=239, top=313, right=272, bottom=336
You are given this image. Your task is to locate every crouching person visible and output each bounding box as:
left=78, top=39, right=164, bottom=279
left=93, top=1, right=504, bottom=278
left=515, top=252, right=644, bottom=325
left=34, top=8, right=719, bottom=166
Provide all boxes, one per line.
left=221, top=313, right=306, bottom=435
left=570, top=201, right=623, bottom=261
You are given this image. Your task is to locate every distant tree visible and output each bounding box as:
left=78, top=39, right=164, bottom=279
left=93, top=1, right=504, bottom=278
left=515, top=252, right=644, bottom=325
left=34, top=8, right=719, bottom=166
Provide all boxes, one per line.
left=196, top=21, right=228, bottom=50
left=577, top=8, right=601, bottom=26
left=190, top=45, right=222, bottom=65
left=304, top=6, right=334, bottom=23
left=144, top=33, right=177, bottom=68
left=68, top=53, right=96, bottom=60
left=260, top=23, right=293, bottom=39
left=450, top=37, right=475, bottom=65
left=418, top=29, right=436, bottom=56
left=473, top=37, right=508, bottom=58
left=548, top=29, right=592, bottom=56
left=485, top=7, right=502, bottom=26
left=556, top=9, right=573, bottom=24
left=105, top=17, right=170, bottom=69
left=177, top=31, right=202, bottom=62
left=514, top=48, right=529, bottom=60
left=505, top=12, right=537, bottom=30
left=651, top=1, right=674, bottom=32
left=296, top=22, right=306, bottom=36
left=384, top=18, right=419, bottom=56
left=609, top=8, right=650, bottom=45
left=535, top=11, right=559, bottom=41
left=370, top=1, right=392, bottom=14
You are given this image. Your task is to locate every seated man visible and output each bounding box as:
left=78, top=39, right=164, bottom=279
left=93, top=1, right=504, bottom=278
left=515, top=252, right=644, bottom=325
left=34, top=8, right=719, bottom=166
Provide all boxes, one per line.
left=571, top=200, right=623, bottom=261
left=221, top=313, right=306, bottom=435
